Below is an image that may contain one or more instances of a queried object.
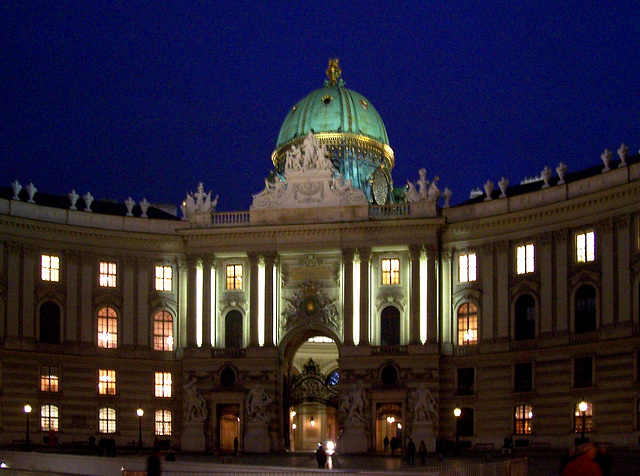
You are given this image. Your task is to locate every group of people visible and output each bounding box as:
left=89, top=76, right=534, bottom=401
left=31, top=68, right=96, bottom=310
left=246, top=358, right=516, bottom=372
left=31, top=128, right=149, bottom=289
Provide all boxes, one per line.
left=560, top=442, right=611, bottom=476
left=382, top=436, right=428, bottom=464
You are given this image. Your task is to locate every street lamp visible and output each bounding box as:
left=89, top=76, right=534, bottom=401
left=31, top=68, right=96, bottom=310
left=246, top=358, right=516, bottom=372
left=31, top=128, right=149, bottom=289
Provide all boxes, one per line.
left=579, top=401, right=588, bottom=443
left=136, top=408, right=144, bottom=452
left=453, top=407, right=461, bottom=455
left=23, top=405, right=32, bottom=452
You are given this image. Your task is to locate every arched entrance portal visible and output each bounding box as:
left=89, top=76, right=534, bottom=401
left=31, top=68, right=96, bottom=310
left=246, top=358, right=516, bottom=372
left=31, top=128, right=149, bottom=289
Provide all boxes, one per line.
left=285, top=336, right=339, bottom=451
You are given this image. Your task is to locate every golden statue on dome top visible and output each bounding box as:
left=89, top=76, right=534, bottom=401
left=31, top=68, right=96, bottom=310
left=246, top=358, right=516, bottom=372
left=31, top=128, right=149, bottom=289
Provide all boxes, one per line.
left=326, top=58, right=341, bottom=85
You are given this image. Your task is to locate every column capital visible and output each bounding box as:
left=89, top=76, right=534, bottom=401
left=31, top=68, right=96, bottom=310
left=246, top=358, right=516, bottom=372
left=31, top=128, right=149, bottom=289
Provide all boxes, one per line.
left=356, top=247, right=372, bottom=263
left=408, top=244, right=422, bottom=261
left=342, top=248, right=356, bottom=261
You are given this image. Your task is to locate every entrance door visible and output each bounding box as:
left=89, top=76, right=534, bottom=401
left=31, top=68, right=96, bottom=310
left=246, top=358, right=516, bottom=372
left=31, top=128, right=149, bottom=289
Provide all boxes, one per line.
left=218, top=404, right=240, bottom=453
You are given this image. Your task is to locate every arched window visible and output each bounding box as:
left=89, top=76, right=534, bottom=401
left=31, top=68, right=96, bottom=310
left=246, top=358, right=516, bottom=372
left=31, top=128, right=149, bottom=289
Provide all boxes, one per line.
left=514, top=294, right=536, bottom=341
left=40, top=404, right=59, bottom=431
left=514, top=404, right=533, bottom=435
left=225, top=310, right=243, bottom=349
left=380, top=306, right=400, bottom=346
left=98, top=407, right=116, bottom=434
left=155, top=409, right=172, bottom=436
left=39, top=301, right=61, bottom=344
left=457, top=302, right=478, bottom=345
left=153, top=311, right=174, bottom=351
left=575, top=285, right=596, bottom=334
left=97, top=307, right=118, bottom=348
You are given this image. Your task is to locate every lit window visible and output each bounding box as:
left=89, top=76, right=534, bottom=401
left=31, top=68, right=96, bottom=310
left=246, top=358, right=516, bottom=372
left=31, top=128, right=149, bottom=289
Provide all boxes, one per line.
left=155, top=409, right=172, bottom=436
left=381, top=258, right=400, bottom=285
left=226, top=264, right=243, bottom=290
left=40, top=365, right=59, bottom=392
left=516, top=244, right=535, bottom=274
left=457, top=302, right=478, bottom=345
left=98, top=369, right=116, bottom=395
left=155, top=266, right=173, bottom=291
left=97, top=307, right=118, bottom=348
left=153, top=311, right=174, bottom=351
left=459, top=253, right=477, bottom=282
left=99, top=407, right=116, bottom=434
left=514, top=404, right=533, bottom=435
left=41, top=255, right=60, bottom=282
left=155, top=372, right=172, bottom=398
left=574, top=402, right=593, bottom=434
left=99, top=261, right=117, bottom=287
left=576, top=231, right=595, bottom=263
left=40, top=404, right=59, bottom=431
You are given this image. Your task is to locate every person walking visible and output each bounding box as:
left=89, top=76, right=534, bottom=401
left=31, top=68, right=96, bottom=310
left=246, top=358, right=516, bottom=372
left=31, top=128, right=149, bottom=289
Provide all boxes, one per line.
left=383, top=436, right=389, bottom=452
left=315, top=443, right=327, bottom=469
left=407, top=438, right=416, bottom=465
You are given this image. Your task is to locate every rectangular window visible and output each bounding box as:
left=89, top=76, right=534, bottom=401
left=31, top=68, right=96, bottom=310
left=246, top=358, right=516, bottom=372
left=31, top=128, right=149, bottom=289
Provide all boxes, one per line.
left=576, top=231, right=596, bottom=263
left=574, top=402, right=593, bottom=434
left=457, top=367, right=475, bottom=395
left=516, top=244, right=535, bottom=274
left=226, top=264, right=243, bottom=290
left=99, top=261, right=117, bottom=287
left=40, top=365, right=59, bottom=392
left=381, top=258, right=400, bottom=285
left=41, top=255, right=60, bottom=282
left=40, top=404, right=59, bottom=431
left=155, top=409, right=172, bottom=436
left=97, top=307, right=118, bottom=349
left=458, top=253, right=477, bottom=283
left=574, top=357, right=593, bottom=388
left=98, top=369, right=116, bottom=395
left=514, top=404, right=533, bottom=435
left=514, top=362, right=533, bottom=392
left=155, top=372, right=172, bottom=398
left=155, top=266, right=173, bottom=291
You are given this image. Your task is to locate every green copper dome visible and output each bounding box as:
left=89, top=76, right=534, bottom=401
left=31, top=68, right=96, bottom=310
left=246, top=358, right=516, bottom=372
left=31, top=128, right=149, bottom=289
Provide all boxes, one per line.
left=271, top=60, right=396, bottom=204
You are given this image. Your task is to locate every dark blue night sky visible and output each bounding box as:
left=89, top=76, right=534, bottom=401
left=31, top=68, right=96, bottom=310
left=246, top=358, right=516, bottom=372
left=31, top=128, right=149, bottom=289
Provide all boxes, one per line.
left=2, top=2, right=639, bottom=211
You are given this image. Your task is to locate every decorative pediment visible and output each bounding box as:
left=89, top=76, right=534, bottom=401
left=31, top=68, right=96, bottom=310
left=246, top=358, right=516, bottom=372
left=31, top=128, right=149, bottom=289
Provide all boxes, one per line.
left=219, top=299, right=248, bottom=317
left=452, top=288, right=482, bottom=309
left=251, top=132, right=367, bottom=210
left=569, top=269, right=600, bottom=287
left=281, top=282, right=340, bottom=333
left=375, top=292, right=406, bottom=314
left=509, top=280, right=539, bottom=298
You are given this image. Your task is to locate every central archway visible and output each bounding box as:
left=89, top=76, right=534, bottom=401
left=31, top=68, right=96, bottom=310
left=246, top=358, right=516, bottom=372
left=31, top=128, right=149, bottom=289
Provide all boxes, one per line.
left=281, top=331, right=340, bottom=452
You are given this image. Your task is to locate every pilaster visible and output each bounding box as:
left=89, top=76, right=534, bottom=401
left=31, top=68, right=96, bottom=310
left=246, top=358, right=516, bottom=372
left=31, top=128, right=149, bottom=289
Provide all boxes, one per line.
left=248, top=252, right=260, bottom=347
left=480, top=242, right=494, bottom=341
left=425, top=244, right=438, bottom=344
left=599, top=219, right=615, bottom=327
left=342, top=248, right=355, bottom=346
left=616, top=215, right=631, bottom=324
left=408, top=245, right=422, bottom=345
left=554, top=230, right=568, bottom=333
left=358, top=247, right=371, bottom=346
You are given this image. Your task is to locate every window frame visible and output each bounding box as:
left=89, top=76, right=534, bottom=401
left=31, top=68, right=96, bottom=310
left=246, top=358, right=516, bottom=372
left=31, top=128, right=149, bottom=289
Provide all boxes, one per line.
left=513, top=362, right=533, bottom=393
left=574, top=401, right=593, bottom=434
left=225, top=264, right=243, bottom=290
left=154, top=265, right=173, bottom=292
left=97, top=307, right=118, bottom=349
left=381, top=257, right=401, bottom=286
left=98, top=261, right=117, bottom=288
left=41, top=254, right=60, bottom=282
left=575, top=230, right=596, bottom=263
left=99, top=407, right=117, bottom=434
left=515, top=243, right=535, bottom=275
left=514, top=404, right=533, bottom=435
left=153, top=311, right=174, bottom=351
left=457, top=367, right=475, bottom=395
left=458, top=253, right=477, bottom=283
left=154, top=372, right=172, bottom=398
left=155, top=409, right=173, bottom=436
left=457, top=302, right=478, bottom=346
left=98, top=369, right=117, bottom=395
left=573, top=356, right=594, bottom=388
left=40, top=365, right=60, bottom=393
left=40, top=404, right=59, bottom=432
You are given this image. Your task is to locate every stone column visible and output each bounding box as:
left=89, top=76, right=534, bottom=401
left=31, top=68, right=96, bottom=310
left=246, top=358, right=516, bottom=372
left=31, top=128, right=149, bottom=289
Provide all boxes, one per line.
left=616, top=215, right=631, bottom=324
left=22, top=246, right=36, bottom=339
left=599, top=219, right=615, bottom=327
left=358, top=248, right=371, bottom=346
left=177, top=259, right=189, bottom=348
left=248, top=252, right=260, bottom=347
left=481, top=243, right=495, bottom=341
left=201, top=256, right=213, bottom=347
left=263, top=252, right=277, bottom=347
left=65, top=250, right=79, bottom=342
left=6, top=242, right=21, bottom=338
left=79, top=252, right=93, bottom=343
left=539, top=233, right=553, bottom=336
left=440, top=249, right=453, bottom=346
left=342, top=249, right=355, bottom=346
left=425, top=245, right=438, bottom=344
left=495, top=241, right=509, bottom=340
left=186, top=256, right=199, bottom=348
left=554, top=231, right=568, bottom=333
left=408, top=245, right=422, bottom=345
left=122, top=256, right=135, bottom=346
left=136, top=257, right=149, bottom=347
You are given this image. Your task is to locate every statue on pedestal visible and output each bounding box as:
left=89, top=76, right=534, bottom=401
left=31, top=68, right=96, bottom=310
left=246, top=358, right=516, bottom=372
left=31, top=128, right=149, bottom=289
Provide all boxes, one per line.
left=246, top=387, right=273, bottom=424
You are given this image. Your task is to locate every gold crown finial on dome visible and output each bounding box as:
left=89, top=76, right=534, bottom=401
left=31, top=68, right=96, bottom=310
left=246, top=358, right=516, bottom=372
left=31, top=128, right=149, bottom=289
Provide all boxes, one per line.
left=326, top=58, right=341, bottom=85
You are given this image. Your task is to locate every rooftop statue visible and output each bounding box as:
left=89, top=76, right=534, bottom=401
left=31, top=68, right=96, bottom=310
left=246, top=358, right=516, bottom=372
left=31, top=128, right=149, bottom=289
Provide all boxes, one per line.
left=181, top=182, right=218, bottom=219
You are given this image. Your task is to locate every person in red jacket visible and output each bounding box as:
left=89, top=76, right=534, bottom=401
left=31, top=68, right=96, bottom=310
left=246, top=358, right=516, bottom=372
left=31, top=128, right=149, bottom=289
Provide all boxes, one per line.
left=561, top=442, right=603, bottom=476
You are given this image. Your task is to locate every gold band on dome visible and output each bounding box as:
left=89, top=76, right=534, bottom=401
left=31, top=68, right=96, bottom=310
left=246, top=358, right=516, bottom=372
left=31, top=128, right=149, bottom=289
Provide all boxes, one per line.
left=271, top=132, right=395, bottom=170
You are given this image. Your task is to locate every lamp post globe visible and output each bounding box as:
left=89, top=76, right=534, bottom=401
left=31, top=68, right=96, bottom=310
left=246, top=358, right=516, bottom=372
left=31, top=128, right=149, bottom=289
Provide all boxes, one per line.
left=453, top=408, right=461, bottom=455
left=23, top=404, right=32, bottom=452
left=578, top=401, right=588, bottom=443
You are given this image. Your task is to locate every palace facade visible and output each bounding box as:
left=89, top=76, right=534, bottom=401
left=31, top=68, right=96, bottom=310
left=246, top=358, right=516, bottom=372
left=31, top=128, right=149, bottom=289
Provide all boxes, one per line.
left=1, top=61, right=639, bottom=453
